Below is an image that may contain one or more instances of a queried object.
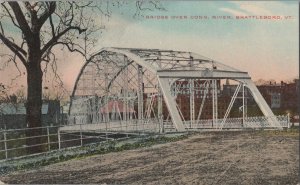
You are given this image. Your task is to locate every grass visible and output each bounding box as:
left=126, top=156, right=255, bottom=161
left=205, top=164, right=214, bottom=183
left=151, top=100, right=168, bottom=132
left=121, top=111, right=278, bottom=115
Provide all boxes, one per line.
left=1, top=127, right=297, bottom=175
left=0, top=133, right=188, bottom=175
left=256, top=126, right=299, bottom=137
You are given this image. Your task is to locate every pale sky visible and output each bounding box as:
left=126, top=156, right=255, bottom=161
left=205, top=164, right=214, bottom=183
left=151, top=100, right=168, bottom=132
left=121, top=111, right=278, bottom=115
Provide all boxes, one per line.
left=0, top=1, right=299, bottom=94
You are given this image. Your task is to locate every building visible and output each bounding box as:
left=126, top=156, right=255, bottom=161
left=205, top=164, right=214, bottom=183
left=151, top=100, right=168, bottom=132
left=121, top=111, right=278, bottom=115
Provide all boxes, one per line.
left=257, top=79, right=299, bottom=113
left=221, top=79, right=299, bottom=116
left=0, top=100, right=61, bottom=129
left=280, top=80, right=299, bottom=111
left=257, top=82, right=282, bottom=108
left=270, top=93, right=281, bottom=109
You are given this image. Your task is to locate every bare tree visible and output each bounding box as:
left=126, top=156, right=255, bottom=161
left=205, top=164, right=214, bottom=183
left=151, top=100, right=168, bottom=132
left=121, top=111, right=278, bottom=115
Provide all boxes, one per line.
left=0, top=1, right=105, bottom=153
left=0, top=1, right=165, bottom=153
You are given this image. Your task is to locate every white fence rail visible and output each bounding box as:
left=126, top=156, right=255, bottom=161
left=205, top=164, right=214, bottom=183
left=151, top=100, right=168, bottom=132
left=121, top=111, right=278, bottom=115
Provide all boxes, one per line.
left=0, top=115, right=290, bottom=161
left=61, top=119, right=161, bottom=133
left=164, top=115, right=290, bottom=131
left=0, top=126, right=60, bottom=161
left=0, top=123, right=151, bottom=161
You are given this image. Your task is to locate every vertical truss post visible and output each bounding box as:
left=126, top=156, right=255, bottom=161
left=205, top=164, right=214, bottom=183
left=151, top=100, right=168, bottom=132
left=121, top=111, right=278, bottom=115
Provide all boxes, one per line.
left=82, top=70, right=86, bottom=95
left=189, top=55, right=195, bottom=128
left=92, top=64, right=95, bottom=95
left=104, top=65, right=109, bottom=124
left=242, top=83, right=245, bottom=127
left=158, top=87, right=163, bottom=133
left=158, top=78, right=185, bottom=132
left=137, top=65, right=144, bottom=124
left=91, top=67, right=96, bottom=124
left=124, top=56, right=129, bottom=123
left=91, top=96, right=95, bottom=124
left=211, top=79, right=218, bottom=127
left=157, top=54, right=163, bottom=132
left=189, top=79, right=195, bottom=128
left=212, top=80, right=214, bottom=126
left=245, top=89, right=248, bottom=119
left=215, top=80, right=218, bottom=122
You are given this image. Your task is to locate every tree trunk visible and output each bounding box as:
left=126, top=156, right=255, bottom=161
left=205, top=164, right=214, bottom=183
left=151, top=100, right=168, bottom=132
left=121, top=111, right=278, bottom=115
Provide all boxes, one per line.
left=25, top=65, right=43, bottom=154
left=25, top=33, right=44, bottom=154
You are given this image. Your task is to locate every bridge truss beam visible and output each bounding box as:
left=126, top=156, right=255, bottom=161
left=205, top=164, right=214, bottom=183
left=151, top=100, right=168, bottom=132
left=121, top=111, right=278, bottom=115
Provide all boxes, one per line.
left=68, top=47, right=282, bottom=132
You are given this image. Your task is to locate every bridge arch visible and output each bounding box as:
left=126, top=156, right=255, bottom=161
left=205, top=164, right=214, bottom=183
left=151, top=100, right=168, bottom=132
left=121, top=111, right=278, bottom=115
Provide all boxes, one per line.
left=69, top=47, right=282, bottom=131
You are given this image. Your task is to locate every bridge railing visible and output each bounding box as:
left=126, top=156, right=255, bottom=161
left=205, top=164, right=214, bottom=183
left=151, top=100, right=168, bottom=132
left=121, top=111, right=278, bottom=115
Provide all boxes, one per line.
left=0, top=115, right=289, bottom=161
left=62, top=118, right=160, bottom=133
left=163, top=115, right=290, bottom=131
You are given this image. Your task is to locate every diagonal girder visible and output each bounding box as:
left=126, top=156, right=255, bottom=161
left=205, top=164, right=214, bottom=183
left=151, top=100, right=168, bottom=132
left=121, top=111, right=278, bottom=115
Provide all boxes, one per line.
left=240, top=79, right=282, bottom=129
left=157, top=78, right=185, bottom=131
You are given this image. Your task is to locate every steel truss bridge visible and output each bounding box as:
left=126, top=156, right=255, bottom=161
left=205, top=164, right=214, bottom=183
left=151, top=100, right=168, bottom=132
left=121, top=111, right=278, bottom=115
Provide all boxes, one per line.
left=65, top=47, right=287, bottom=133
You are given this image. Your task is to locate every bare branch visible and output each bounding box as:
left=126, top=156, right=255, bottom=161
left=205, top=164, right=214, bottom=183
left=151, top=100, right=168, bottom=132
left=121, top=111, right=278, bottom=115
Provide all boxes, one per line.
left=0, top=52, right=23, bottom=85
left=41, top=26, right=87, bottom=55
left=1, top=3, right=21, bottom=30
left=8, top=2, right=32, bottom=37
left=0, top=29, right=27, bottom=56
left=38, top=2, right=56, bottom=30
left=10, top=54, right=23, bottom=83
left=134, top=1, right=166, bottom=18
left=0, top=32, right=27, bottom=67
left=56, top=41, right=85, bottom=56
left=0, top=54, right=13, bottom=70
left=48, top=12, right=55, bottom=37
left=23, top=1, right=38, bottom=28
left=0, top=21, right=4, bottom=34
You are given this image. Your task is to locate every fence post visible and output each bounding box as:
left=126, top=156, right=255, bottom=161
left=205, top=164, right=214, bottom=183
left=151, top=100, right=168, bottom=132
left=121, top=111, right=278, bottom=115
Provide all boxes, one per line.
left=287, top=114, right=290, bottom=128
left=80, top=124, right=83, bottom=146
left=3, top=128, right=8, bottom=159
left=143, top=120, right=145, bottom=132
left=58, top=129, right=61, bottom=150
left=47, top=126, right=50, bottom=151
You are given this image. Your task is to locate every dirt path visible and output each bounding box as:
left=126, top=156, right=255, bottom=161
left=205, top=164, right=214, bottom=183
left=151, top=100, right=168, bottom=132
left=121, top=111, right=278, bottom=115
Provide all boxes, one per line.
left=1, top=131, right=299, bottom=184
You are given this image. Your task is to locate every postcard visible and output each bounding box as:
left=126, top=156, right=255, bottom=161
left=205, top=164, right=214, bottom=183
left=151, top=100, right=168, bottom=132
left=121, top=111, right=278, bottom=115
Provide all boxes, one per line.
left=0, top=1, right=298, bottom=184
